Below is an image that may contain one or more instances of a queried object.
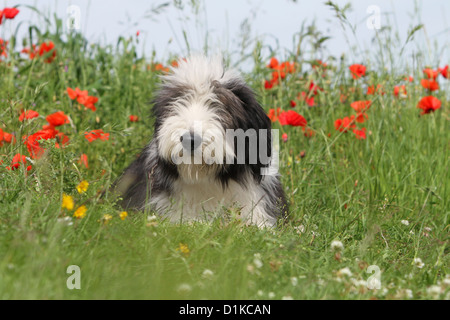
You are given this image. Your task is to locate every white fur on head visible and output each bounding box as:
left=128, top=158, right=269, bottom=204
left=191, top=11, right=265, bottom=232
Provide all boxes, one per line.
left=155, top=55, right=238, bottom=182
left=163, top=54, right=244, bottom=92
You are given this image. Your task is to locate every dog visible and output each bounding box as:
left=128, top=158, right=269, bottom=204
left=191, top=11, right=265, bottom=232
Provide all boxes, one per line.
left=113, top=55, right=288, bottom=228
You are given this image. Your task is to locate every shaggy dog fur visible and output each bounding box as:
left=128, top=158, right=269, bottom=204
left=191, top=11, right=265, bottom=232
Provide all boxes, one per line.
left=113, top=55, right=288, bottom=227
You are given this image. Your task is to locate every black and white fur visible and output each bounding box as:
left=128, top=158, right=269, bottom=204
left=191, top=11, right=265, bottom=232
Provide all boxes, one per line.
left=114, top=55, right=288, bottom=227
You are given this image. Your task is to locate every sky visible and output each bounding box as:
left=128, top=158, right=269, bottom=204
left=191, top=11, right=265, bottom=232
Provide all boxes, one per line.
left=3, top=0, right=450, bottom=67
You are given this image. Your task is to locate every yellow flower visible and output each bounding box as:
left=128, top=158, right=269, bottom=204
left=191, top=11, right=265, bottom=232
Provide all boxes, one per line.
left=76, top=180, right=89, bottom=194
left=61, top=194, right=74, bottom=211
left=119, top=211, right=128, bottom=220
left=102, top=214, right=113, bottom=224
left=176, top=243, right=190, bottom=257
left=73, top=205, right=87, bottom=219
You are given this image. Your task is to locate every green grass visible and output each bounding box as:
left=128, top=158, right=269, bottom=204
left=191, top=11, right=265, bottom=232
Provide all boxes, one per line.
left=0, top=5, right=448, bottom=300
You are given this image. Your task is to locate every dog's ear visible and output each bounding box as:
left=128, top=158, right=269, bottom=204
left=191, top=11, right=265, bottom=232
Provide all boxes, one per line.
left=151, top=83, right=189, bottom=136
left=221, top=81, right=273, bottom=183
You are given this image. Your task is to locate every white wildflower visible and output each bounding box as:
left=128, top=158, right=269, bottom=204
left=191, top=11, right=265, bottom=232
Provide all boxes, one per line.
left=294, top=225, right=305, bottom=234
left=317, top=278, right=325, bottom=286
left=405, top=289, right=413, bottom=299
left=337, top=267, right=353, bottom=278
left=176, top=283, right=192, bottom=295
left=330, top=240, right=344, bottom=251
left=290, top=277, right=298, bottom=286
left=401, top=220, right=409, bottom=226
left=426, top=285, right=442, bottom=298
left=413, top=258, right=425, bottom=269
left=442, top=276, right=450, bottom=287
left=351, top=278, right=367, bottom=287
left=57, top=216, right=73, bottom=226
left=201, top=269, right=214, bottom=280
left=395, top=288, right=413, bottom=299
left=253, top=253, right=263, bottom=269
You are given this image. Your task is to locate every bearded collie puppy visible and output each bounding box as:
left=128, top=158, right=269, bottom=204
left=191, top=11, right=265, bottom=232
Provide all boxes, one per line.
left=114, top=55, right=288, bottom=228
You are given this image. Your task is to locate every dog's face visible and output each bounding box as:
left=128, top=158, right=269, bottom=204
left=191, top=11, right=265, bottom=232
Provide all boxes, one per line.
left=151, top=56, right=273, bottom=184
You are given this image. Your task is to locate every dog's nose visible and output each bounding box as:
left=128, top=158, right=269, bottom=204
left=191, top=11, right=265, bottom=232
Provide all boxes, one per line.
left=180, top=131, right=202, bottom=151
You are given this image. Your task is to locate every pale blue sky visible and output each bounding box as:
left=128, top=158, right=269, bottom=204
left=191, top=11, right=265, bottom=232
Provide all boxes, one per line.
left=4, top=0, right=450, bottom=67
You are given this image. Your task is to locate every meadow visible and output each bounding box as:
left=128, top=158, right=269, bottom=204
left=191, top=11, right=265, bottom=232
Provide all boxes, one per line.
left=0, top=3, right=448, bottom=300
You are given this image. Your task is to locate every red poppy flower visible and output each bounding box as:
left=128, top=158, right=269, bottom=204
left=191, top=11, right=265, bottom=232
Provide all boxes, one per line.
left=335, top=116, right=356, bottom=133
left=19, top=110, right=40, bottom=122
left=25, top=138, right=44, bottom=158
left=404, top=75, right=414, bottom=82
left=298, top=92, right=315, bottom=107
left=267, top=57, right=280, bottom=69
left=339, top=93, right=348, bottom=103
left=420, top=79, right=439, bottom=91
left=46, top=111, right=70, bottom=127
left=75, top=89, right=89, bottom=104
left=279, top=61, right=295, bottom=74
left=417, top=96, right=441, bottom=115
left=30, top=127, right=59, bottom=141
left=267, top=108, right=281, bottom=123
left=393, top=85, right=407, bottom=97
left=38, top=41, right=56, bottom=63
left=157, top=63, right=171, bottom=73
left=67, top=87, right=98, bottom=111
left=78, top=154, right=89, bottom=169
left=267, top=58, right=294, bottom=73
left=367, top=84, right=385, bottom=95
left=281, top=133, right=288, bottom=142
left=82, top=96, right=98, bottom=111
left=307, top=81, right=323, bottom=95
left=76, top=92, right=88, bottom=104
left=423, top=68, right=439, bottom=80
left=272, top=70, right=286, bottom=81
left=349, top=64, right=366, bottom=79
left=355, top=112, right=368, bottom=123
left=353, top=128, right=367, bottom=140
left=0, top=38, right=8, bottom=57
left=265, top=58, right=295, bottom=89
left=67, top=87, right=80, bottom=100
left=7, top=153, right=31, bottom=171
left=21, top=44, right=38, bottom=60
left=302, top=127, right=315, bottom=138
left=129, top=115, right=139, bottom=122
left=3, top=7, right=20, bottom=19
left=24, top=126, right=59, bottom=158
left=264, top=79, right=274, bottom=89
left=2, top=131, right=14, bottom=144
left=438, top=65, right=448, bottom=79
left=278, top=110, right=307, bottom=127
left=84, top=129, right=110, bottom=142
left=55, top=132, right=70, bottom=149
left=350, top=100, right=372, bottom=113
